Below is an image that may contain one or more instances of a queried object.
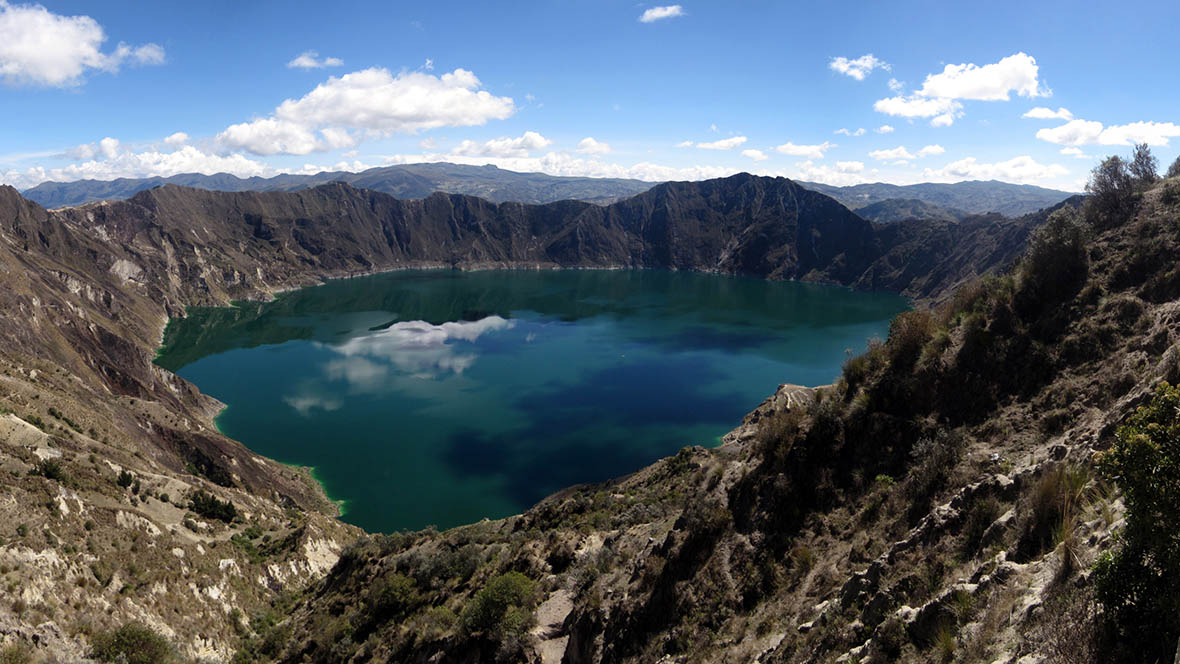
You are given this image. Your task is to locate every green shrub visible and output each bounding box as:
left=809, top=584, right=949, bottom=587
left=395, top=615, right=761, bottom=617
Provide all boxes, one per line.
left=1167, top=154, right=1180, bottom=179
left=370, top=573, right=419, bottom=619
left=460, top=572, right=536, bottom=635
left=1095, top=382, right=1180, bottom=662
left=1016, top=207, right=1089, bottom=314
left=116, top=470, right=134, bottom=488
left=89, top=622, right=175, bottom=664
left=31, top=459, right=66, bottom=482
left=189, top=489, right=237, bottom=522
left=1085, top=155, right=1136, bottom=226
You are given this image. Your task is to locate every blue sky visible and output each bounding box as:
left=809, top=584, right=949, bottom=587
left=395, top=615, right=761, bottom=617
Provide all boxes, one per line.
left=2, top=1, right=1178, bottom=193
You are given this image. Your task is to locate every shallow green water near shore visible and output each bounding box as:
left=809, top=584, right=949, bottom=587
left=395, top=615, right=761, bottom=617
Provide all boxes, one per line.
left=156, top=269, right=908, bottom=532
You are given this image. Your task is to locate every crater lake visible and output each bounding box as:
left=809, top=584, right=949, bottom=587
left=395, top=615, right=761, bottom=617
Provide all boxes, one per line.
left=155, top=269, right=908, bottom=532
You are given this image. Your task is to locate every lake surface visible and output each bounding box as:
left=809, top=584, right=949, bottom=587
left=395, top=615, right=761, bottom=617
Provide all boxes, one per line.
left=156, top=269, right=908, bottom=533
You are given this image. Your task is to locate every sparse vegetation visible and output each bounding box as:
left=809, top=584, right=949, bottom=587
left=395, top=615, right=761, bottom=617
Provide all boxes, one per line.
left=189, top=489, right=237, bottom=522
left=89, top=622, right=175, bottom=664
left=460, top=571, right=537, bottom=636
left=1094, top=382, right=1180, bottom=662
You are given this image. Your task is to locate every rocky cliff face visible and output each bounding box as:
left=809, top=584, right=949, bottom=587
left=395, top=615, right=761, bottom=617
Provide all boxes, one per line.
left=0, top=175, right=1057, bottom=660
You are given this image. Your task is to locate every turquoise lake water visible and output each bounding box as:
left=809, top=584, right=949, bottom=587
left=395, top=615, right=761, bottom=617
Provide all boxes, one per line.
left=155, top=269, right=908, bottom=533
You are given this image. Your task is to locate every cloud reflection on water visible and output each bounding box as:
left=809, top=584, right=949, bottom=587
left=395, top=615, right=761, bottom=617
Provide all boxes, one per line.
left=283, top=316, right=514, bottom=413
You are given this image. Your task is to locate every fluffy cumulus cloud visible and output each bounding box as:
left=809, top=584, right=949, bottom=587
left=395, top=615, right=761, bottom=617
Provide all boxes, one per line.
left=1023, top=106, right=1073, bottom=121
left=792, top=160, right=871, bottom=186
left=829, top=54, right=889, bottom=81
left=869, top=144, right=944, bottom=161
left=1059, top=146, right=1089, bottom=159
left=922, top=155, right=1068, bottom=184
left=576, top=137, right=611, bottom=155
left=869, top=146, right=915, bottom=161
left=163, top=132, right=189, bottom=146
left=217, top=67, right=516, bottom=155
left=835, top=127, right=866, bottom=137
left=452, top=131, right=551, bottom=158
left=774, top=141, right=834, bottom=159
left=876, top=125, right=895, bottom=134
left=873, top=96, right=962, bottom=123
left=639, top=5, right=684, bottom=22
left=287, top=51, right=343, bottom=69
left=0, top=0, right=164, bottom=86
left=741, top=149, right=768, bottom=161
left=874, top=53, right=1045, bottom=127
left=916, top=53, right=1046, bottom=101
left=1035, top=118, right=1180, bottom=147
left=694, top=136, right=748, bottom=150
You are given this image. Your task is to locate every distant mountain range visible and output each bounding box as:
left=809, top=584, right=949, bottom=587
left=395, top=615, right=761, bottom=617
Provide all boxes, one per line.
left=20, top=162, right=657, bottom=209
left=21, top=162, right=1076, bottom=222
left=799, top=179, right=1075, bottom=218
left=853, top=198, right=967, bottom=223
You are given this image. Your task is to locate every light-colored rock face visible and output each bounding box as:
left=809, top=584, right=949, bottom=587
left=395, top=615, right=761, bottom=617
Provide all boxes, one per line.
left=109, top=258, right=144, bottom=284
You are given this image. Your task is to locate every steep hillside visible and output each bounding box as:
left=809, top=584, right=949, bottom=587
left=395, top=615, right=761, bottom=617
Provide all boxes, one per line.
left=20, top=163, right=655, bottom=209
left=801, top=180, right=1074, bottom=217
left=855, top=198, right=967, bottom=223
left=0, top=173, right=1065, bottom=661
left=261, top=178, right=1180, bottom=663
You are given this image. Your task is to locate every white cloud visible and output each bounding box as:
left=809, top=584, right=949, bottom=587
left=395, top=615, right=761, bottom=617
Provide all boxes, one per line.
left=0, top=0, right=165, bottom=86
left=887, top=78, right=904, bottom=92
left=792, top=160, right=870, bottom=186
left=869, top=145, right=943, bottom=160
left=98, top=137, right=120, bottom=159
left=1036, top=118, right=1180, bottom=147
left=873, top=96, right=963, bottom=122
left=930, top=113, right=956, bottom=128
left=163, top=132, right=189, bottom=147
left=836, top=161, right=864, bottom=173
left=916, top=52, right=1046, bottom=101
left=696, top=136, right=747, bottom=150
left=874, top=53, right=1045, bottom=127
left=773, top=141, right=834, bottom=159
left=741, top=149, right=768, bottom=161
left=835, top=127, right=866, bottom=137
left=1059, top=146, right=1089, bottom=159
left=452, top=131, right=551, bottom=158
left=1034, top=119, right=1106, bottom=146
left=577, top=137, right=611, bottom=155
left=869, top=146, right=916, bottom=161
left=1023, top=106, right=1073, bottom=121
left=1095, top=121, right=1180, bottom=146
left=674, top=140, right=694, bottom=148
left=829, top=54, right=890, bottom=81
left=876, top=125, right=895, bottom=134
left=1, top=145, right=275, bottom=188
left=287, top=50, right=343, bottom=69
left=217, top=67, right=515, bottom=155
left=922, top=155, right=1068, bottom=184
left=639, top=5, right=684, bottom=22
left=418, top=137, right=437, bottom=150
